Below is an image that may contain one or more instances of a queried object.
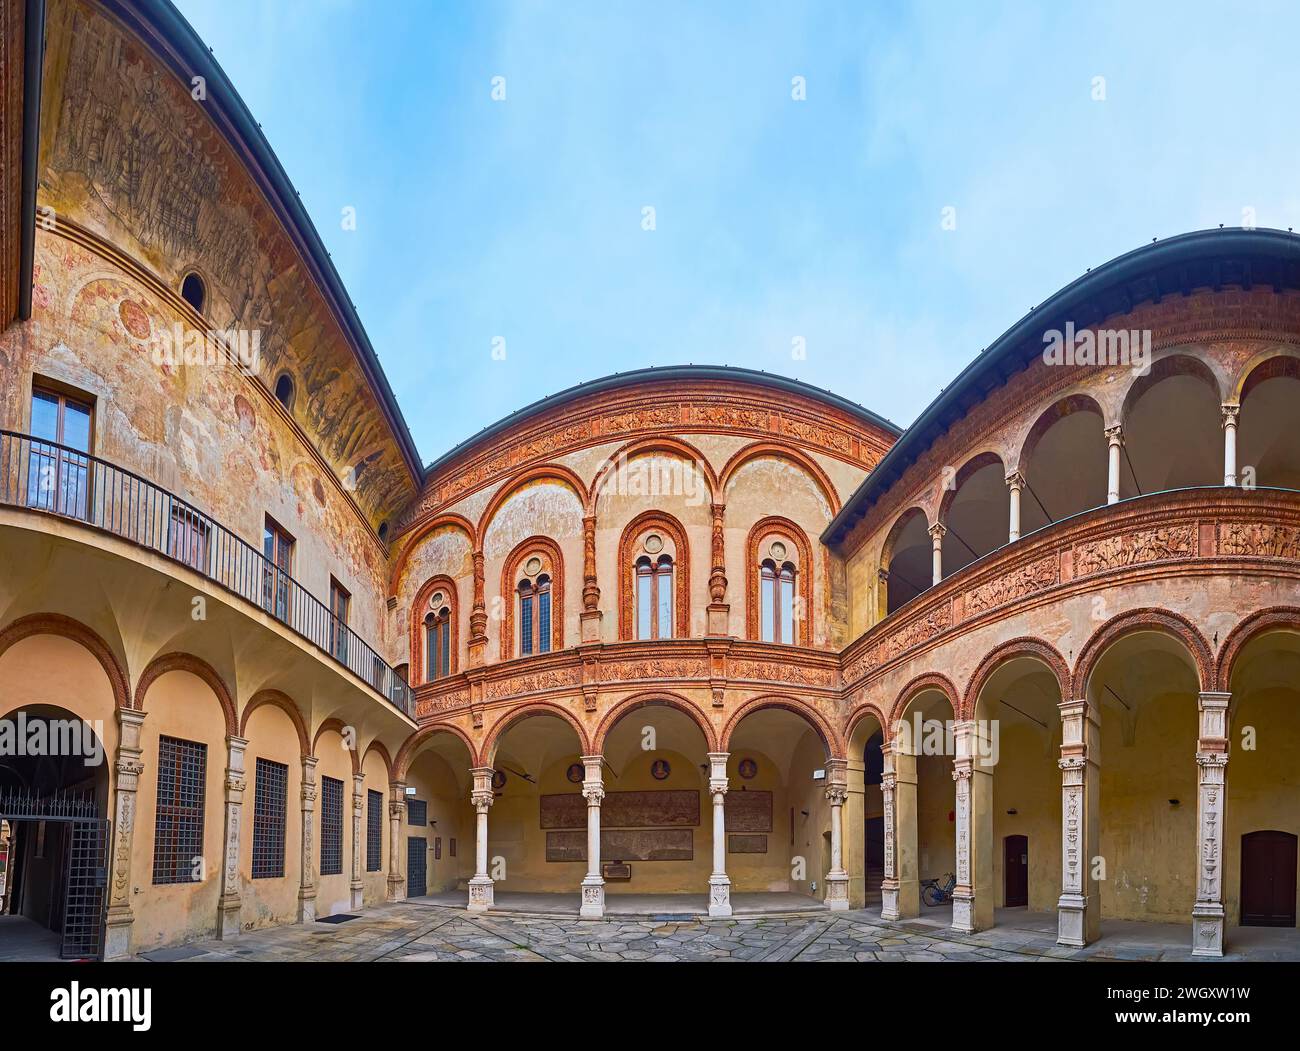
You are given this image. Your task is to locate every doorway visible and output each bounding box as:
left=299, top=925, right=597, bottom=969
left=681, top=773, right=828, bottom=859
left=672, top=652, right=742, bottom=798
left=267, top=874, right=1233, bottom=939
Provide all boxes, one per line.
left=407, top=836, right=427, bottom=898
left=1003, top=834, right=1028, bottom=908
left=1240, top=830, right=1297, bottom=927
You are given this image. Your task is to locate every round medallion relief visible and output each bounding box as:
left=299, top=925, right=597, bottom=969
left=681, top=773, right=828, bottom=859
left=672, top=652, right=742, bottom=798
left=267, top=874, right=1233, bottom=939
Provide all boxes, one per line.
left=769, top=541, right=787, bottom=561
left=430, top=591, right=445, bottom=609
left=524, top=556, right=543, bottom=577
left=118, top=299, right=152, bottom=340
left=644, top=533, right=664, bottom=555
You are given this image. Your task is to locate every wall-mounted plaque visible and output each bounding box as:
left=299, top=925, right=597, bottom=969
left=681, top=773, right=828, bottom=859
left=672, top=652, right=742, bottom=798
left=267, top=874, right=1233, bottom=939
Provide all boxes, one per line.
left=546, top=828, right=693, bottom=862
left=737, top=758, right=758, bottom=780
left=650, top=758, right=671, bottom=780
left=724, top=790, right=773, bottom=832
left=565, top=762, right=584, bottom=784
left=541, top=790, right=700, bottom=830
left=434, top=837, right=442, bottom=860
left=728, top=834, right=767, bottom=854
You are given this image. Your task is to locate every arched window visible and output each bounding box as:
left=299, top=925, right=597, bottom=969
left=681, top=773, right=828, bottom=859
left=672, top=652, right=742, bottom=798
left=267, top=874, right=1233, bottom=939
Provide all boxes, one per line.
left=274, top=373, right=296, bottom=411
left=180, top=271, right=206, bottom=313
left=760, top=558, right=796, bottom=644
left=518, top=573, right=552, bottom=656
left=424, top=603, right=452, bottom=680
left=635, top=554, right=674, bottom=639
left=413, top=578, right=457, bottom=683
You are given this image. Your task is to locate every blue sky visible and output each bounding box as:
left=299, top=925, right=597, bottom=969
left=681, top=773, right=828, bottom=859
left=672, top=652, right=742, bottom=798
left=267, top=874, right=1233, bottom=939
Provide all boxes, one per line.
left=174, top=0, right=1300, bottom=463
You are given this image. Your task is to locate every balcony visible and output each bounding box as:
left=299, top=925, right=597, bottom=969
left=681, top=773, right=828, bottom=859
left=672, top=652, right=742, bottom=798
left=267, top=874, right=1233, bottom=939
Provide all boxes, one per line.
left=0, top=429, right=412, bottom=716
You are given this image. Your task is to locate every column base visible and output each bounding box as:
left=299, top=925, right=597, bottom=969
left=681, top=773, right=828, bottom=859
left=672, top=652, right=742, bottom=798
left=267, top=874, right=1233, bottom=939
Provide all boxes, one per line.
left=579, top=610, right=603, bottom=643
left=705, top=603, right=730, bottom=636
left=824, top=873, right=850, bottom=911
left=1056, top=893, right=1094, bottom=947
left=298, top=890, right=317, bottom=924
left=708, top=876, right=732, bottom=918
left=103, top=905, right=135, bottom=960
left=467, top=876, right=495, bottom=912
left=350, top=881, right=364, bottom=911
left=951, top=891, right=974, bottom=933
left=880, top=881, right=900, bottom=921
left=580, top=878, right=605, bottom=918
left=386, top=874, right=406, bottom=903
left=1191, top=904, right=1225, bottom=957
left=218, top=894, right=242, bottom=940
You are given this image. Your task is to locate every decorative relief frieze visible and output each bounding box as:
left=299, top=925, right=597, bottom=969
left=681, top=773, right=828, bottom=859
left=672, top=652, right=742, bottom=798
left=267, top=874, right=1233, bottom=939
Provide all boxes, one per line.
left=1073, top=524, right=1196, bottom=576
left=728, top=658, right=836, bottom=688
left=964, top=555, right=1058, bottom=615
left=1218, top=521, right=1300, bottom=559
left=597, top=657, right=710, bottom=682
left=484, top=667, right=578, bottom=700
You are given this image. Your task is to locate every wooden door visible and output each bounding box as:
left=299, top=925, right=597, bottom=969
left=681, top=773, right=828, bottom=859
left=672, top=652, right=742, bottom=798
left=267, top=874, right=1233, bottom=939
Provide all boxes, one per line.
left=1004, top=834, right=1028, bottom=907
left=1241, top=830, right=1297, bottom=927
left=407, top=836, right=427, bottom=898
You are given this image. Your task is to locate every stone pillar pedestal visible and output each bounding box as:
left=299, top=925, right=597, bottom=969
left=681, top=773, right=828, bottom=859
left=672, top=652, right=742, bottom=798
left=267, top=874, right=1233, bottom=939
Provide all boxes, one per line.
left=824, top=758, right=850, bottom=910
left=1193, top=690, right=1230, bottom=957
left=1057, top=700, right=1100, bottom=947
left=467, top=766, right=496, bottom=912
left=387, top=781, right=407, bottom=902
left=580, top=755, right=606, bottom=917
left=104, top=708, right=147, bottom=959
left=350, top=773, right=366, bottom=910
left=845, top=757, right=867, bottom=909
left=885, top=741, right=919, bottom=919
left=707, top=752, right=732, bottom=917
left=952, top=721, right=994, bottom=933
left=218, top=735, right=248, bottom=940
left=298, top=755, right=318, bottom=923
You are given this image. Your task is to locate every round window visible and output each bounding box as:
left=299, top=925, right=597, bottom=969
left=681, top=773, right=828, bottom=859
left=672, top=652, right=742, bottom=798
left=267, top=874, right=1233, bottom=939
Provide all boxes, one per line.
left=770, top=540, right=788, bottom=561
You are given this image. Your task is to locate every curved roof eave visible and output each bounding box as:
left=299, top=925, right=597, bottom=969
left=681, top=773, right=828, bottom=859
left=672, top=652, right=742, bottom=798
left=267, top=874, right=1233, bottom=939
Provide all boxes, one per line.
left=821, top=227, right=1300, bottom=548
left=421, top=364, right=904, bottom=477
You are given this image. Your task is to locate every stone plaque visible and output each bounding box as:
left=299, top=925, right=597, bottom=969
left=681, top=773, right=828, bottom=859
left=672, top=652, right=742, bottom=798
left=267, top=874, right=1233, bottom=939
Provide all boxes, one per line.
left=545, top=828, right=694, bottom=862
left=724, top=790, right=772, bottom=832
left=540, top=790, right=700, bottom=829
left=728, top=834, right=768, bottom=854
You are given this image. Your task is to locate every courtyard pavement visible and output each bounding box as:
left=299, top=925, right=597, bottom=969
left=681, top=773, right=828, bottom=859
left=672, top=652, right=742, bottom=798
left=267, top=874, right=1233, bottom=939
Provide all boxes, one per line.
left=136, top=900, right=1300, bottom=963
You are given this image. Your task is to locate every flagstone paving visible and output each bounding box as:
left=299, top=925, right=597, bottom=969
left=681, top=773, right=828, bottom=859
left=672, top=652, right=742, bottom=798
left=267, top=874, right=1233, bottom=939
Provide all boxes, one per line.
left=137, top=901, right=1300, bottom=963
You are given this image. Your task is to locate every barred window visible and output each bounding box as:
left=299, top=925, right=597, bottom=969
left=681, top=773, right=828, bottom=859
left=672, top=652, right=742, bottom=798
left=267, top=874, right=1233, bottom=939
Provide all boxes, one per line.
left=407, top=798, right=427, bottom=826
left=320, top=776, right=344, bottom=876
left=252, top=758, right=288, bottom=879
left=366, top=789, right=383, bottom=872
left=152, top=736, right=207, bottom=885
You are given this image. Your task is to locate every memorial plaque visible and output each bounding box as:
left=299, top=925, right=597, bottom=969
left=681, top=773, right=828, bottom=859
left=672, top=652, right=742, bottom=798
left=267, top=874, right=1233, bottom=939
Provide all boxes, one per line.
left=545, top=828, right=694, bottom=862
left=724, top=790, right=772, bottom=832
left=728, top=834, right=768, bottom=854
left=540, top=790, right=700, bottom=829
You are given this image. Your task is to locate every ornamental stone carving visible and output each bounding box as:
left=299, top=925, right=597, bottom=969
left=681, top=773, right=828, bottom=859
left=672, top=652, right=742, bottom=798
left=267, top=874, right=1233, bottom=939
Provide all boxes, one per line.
left=1074, top=523, right=1196, bottom=576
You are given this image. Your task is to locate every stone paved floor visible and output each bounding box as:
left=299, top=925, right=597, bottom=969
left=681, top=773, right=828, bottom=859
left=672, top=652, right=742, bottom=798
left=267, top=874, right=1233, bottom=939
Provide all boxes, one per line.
left=139, top=902, right=1300, bottom=963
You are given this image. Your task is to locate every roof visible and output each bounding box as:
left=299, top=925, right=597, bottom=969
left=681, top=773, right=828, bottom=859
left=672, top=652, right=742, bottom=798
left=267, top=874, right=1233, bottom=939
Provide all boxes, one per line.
left=821, top=227, right=1300, bottom=547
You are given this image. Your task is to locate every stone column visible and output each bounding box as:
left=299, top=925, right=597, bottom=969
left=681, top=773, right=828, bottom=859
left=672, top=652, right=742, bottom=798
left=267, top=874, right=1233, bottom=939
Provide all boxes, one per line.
left=883, top=739, right=919, bottom=919
left=1006, top=471, right=1024, bottom=542
left=218, top=735, right=247, bottom=940
left=386, top=781, right=407, bottom=902
left=298, top=755, right=318, bottom=922
left=1057, top=700, right=1100, bottom=946
left=350, top=773, right=366, bottom=910
left=1193, top=690, right=1230, bottom=956
left=1105, top=425, right=1123, bottom=504
left=104, top=708, right=147, bottom=959
left=707, top=752, right=732, bottom=917
left=951, top=721, right=993, bottom=933
left=928, top=522, right=945, bottom=586
left=467, top=766, right=495, bottom=912
left=845, top=757, right=867, bottom=909
left=823, top=758, right=850, bottom=910
left=707, top=502, right=730, bottom=635
left=580, top=515, right=603, bottom=642
left=468, top=550, right=488, bottom=666
left=1221, top=405, right=1239, bottom=487
left=580, top=754, right=605, bottom=917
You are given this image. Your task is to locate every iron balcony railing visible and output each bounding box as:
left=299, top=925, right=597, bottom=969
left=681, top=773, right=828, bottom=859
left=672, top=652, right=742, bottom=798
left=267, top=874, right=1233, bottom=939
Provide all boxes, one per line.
left=0, top=429, right=412, bottom=716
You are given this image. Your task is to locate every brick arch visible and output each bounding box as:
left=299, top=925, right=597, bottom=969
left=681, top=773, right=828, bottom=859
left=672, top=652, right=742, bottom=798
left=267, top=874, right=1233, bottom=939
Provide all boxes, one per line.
left=961, top=637, right=1069, bottom=720
left=0, top=613, right=130, bottom=712
left=589, top=435, right=720, bottom=513
left=411, top=574, right=460, bottom=683
left=481, top=701, right=590, bottom=766
left=846, top=701, right=889, bottom=757
left=1071, top=607, right=1213, bottom=700
left=476, top=463, right=589, bottom=540
left=1232, top=345, right=1300, bottom=402
left=389, top=513, right=477, bottom=594
left=361, top=740, right=395, bottom=781
left=617, top=510, right=691, bottom=641
left=719, top=441, right=841, bottom=516
left=720, top=694, right=842, bottom=759
left=312, top=717, right=360, bottom=774
left=591, top=690, right=718, bottom=753
left=886, top=672, right=960, bottom=740
left=393, top=722, right=478, bottom=781
left=500, top=536, right=565, bottom=659
left=1119, top=351, right=1225, bottom=422
left=937, top=449, right=1006, bottom=524
left=1016, top=392, right=1107, bottom=473
left=240, top=689, right=311, bottom=757
left=134, top=652, right=238, bottom=736
left=744, top=515, right=815, bottom=646
left=1215, top=605, right=1300, bottom=691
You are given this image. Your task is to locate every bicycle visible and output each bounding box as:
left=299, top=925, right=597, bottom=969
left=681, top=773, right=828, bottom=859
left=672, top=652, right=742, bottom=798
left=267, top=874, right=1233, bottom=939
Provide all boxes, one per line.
left=921, top=872, right=957, bottom=907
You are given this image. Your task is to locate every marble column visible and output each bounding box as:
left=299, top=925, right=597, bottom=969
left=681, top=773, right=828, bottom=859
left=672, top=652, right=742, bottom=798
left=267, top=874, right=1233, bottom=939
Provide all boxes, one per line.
left=104, top=708, right=147, bottom=959
left=1106, top=425, right=1123, bottom=504
left=845, top=757, right=867, bottom=909
left=1192, top=690, right=1230, bottom=956
left=579, top=754, right=605, bottom=917
left=882, top=739, right=919, bottom=920
left=1057, top=700, right=1100, bottom=946
left=1006, top=471, right=1024, bottom=542
left=467, top=766, right=495, bottom=912
left=823, top=758, right=850, bottom=910
left=218, top=735, right=247, bottom=939
left=298, top=755, right=318, bottom=923
left=350, top=773, right=366, bottom=910
left=1221, top=405, right=1239, bottom=487
left=928, top=522, right=946, bottom=586
left=386, top=781, right=407, bottom=902
left=951, top=720, right=993, bottom=933
left=707, top=752, right=732, bottom=917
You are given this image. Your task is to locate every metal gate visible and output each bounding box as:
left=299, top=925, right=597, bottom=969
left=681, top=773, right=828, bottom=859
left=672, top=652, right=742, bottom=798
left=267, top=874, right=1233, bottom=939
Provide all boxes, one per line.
left=407, top=836, right=427, bottom=898
left=61, top=818, right=109, bottom=958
